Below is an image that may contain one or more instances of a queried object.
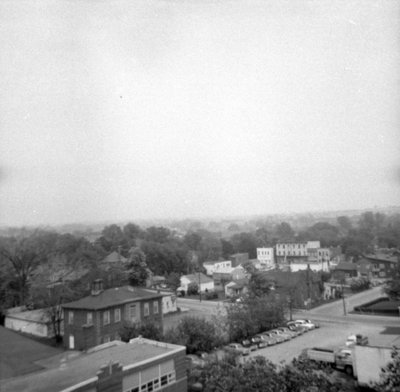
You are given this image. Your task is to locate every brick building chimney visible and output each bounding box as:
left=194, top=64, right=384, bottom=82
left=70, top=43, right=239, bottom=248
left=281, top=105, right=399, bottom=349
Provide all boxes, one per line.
left=91, top=279, right=104, bottom=296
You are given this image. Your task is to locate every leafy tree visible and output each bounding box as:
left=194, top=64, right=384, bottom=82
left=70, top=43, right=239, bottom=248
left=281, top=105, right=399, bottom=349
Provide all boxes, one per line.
left=337, top=216, right=353, bottom=235
left=119, top=320, right=163, bottom=342
left=183, top=232, right=202, bottom=251
left=374, top=348, right=400, bottom=392
left=127, top=247, right=149, bottom=287
left=187, top=282, right=199, bottom=296
left=145, top=226, right=171, bottom=243
left=350, top=277, right=371, bottom=293
left=165, top=272, right=181, bottom=291
left=164, top=316, right=220, bottom=354
left=274, top=222, right=295, bottom=242
left=230, top=232, right=257, bottom=259
left=194, top=355, right=353, bottom=392
left=97, top=224, right=127, bottom=253
left=123, top=223, right=144, bottom=247
left=220, top=239, right=234, bottom=259
left=0, top=233, right=44, bottom=305
left=383, top=261, right=400, bottom=300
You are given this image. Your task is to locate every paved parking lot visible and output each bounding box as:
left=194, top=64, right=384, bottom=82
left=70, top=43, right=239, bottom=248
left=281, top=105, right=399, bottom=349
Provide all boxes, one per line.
left=247, top=320, right=400, bottom=365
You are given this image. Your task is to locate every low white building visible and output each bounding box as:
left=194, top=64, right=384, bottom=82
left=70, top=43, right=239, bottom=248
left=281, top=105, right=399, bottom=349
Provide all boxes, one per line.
left=256, top=247, right=275, bottom=270
left=5, top=308, right=56, bottom=338
left=203, top=260, right=232, bottom=276
left=143, top=290, right=178, bottom=314
left=179, top=273, right=214, bottom=293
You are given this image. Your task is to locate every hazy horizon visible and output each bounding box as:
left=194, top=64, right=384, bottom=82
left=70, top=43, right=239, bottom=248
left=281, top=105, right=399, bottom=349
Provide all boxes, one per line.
left=1, top=0, right=399, bottom=227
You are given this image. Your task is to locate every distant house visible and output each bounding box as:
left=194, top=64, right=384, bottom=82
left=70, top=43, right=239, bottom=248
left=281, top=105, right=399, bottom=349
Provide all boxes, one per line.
left=358, top=254, right=398, bottom=279
left=101, top=251, right=128, bottom=266
left=62, top=280, right=163, bottom=350
left=231, top=265, right=247, bottom=281
left=332, top=262, right=359, bottom=279
left=5, top=307, right=56, bottom=338
left=143, top=289, right=178, bottom=315
left=203, top=260, right=232, bottom=276
left=225, top=278, right=249, bottom=298
left=179, top=273, right=214, bottom=293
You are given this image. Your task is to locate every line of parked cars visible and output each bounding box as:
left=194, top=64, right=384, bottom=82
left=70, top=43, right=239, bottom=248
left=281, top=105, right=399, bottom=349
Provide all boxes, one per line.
left=224, top=319, right=320, bottom=356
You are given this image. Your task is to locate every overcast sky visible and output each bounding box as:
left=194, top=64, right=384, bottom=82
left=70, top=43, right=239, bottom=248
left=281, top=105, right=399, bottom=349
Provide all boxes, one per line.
left=1, top=0, right=399, bottom=227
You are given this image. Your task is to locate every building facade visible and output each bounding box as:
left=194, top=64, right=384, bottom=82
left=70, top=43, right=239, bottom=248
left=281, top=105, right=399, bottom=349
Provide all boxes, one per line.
left=256, top=247, right=275, bottom=270
left=203, top=260, right=232, bottom=276
left=179, top=273, right=214, bottom=293
left=62, top=281, right=163, bottom=350
left=2, top=338, right=187, bottom=392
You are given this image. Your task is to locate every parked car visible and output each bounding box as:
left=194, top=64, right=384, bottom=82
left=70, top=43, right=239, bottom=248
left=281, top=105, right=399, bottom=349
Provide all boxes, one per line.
left=262, top=331, right=284, bottom=344
left=186, top=354, right=206, bottom=368
left=277, top=326, right=298, bottom=338
left=303, top=319, right=320, bottom=328
left=241, top=339, right=258, bottom=351
left=345, top=334, right=368, bottom=347
left=294, top=319, right=316, bottom=330
left=251, top=336, right=268, bottom=348
left=286, top=322, right=306, bottom=335
left=270, top=329, right=292, bottom=341
left=224, top=343, right=250, bottom=356
left=256, top=333, right=278, bottom=346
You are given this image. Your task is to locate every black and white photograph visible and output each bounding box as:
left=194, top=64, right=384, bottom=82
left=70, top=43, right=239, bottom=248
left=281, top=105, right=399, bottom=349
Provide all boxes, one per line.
left=0, top=0, right=399, bottom=391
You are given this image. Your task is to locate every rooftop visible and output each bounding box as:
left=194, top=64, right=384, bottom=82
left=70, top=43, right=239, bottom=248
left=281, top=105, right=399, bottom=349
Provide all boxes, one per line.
left=1, top=338, right=185, bottom=392
left=334, top=262, right=359, bottom=271
left=102, top=251, right=128, bottom=264
left=182, top=273, right=213, bottom=284
left=363, top=254, right=398, bottom=263
left=62, top=286, right=162, bottom=310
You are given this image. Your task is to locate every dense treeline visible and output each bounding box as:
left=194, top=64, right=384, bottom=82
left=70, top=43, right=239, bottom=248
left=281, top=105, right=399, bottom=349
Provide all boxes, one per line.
left=1, top=211, right=400, bottom=314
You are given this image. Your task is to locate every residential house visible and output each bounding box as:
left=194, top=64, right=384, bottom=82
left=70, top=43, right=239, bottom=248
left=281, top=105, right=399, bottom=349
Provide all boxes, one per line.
left=179, top=273, right=214, bottom=293
left=358, top=254, right=398, bottom=279
left=101, top=251, right=128, bottom=267
left=1, top=338, right=187, bottom=392
left=143, top=289, right=178, bottom=315
left=62, top=280, right=163, bottom=350
left=203, top=260, right=232, bottom=276
left=332, top=262, right=359, bottom=280
left=256, top=247, right=275, bottom=270
left=225, top=278, right=249, bottom=298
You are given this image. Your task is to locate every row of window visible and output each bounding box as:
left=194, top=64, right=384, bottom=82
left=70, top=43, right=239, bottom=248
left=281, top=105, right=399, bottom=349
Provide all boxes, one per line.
left=67, top=301, right=160, bottom=326
left=125, top=372, right=175, bottom=392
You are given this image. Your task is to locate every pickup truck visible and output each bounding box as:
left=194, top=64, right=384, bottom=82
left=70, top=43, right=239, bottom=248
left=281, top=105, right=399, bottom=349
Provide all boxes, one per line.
left=303, top=347, right=354, bottom=375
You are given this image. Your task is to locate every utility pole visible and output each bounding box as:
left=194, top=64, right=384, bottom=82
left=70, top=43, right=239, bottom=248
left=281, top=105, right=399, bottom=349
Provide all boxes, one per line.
left=198, top=271, right=202, bottom=302
left=341, top=280, right=347, bottom=316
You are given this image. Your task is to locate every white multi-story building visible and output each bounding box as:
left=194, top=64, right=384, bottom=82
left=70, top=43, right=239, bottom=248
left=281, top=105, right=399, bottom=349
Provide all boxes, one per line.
left=276, top=242, right=308, bottom=257
left=256, top=247, right=275, bottom=270
left=203, top=260, right=232, bottom=276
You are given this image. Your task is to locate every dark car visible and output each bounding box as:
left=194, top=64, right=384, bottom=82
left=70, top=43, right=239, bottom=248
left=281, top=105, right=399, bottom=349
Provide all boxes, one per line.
left=251, top=336, right=268, bottom=348
left=242, top=339, right=258, bottom=351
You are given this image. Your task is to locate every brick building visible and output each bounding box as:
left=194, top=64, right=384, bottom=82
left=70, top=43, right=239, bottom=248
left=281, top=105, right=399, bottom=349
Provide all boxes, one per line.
left=2, top=338, right=187, bottom=392
left=62, top=280, right=163, bottom=350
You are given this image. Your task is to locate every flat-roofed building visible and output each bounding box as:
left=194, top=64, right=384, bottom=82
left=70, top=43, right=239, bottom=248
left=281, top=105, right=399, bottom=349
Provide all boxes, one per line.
left=1, top=338, right=187, bottom=392
left=256, top=247, right=275, bottom=270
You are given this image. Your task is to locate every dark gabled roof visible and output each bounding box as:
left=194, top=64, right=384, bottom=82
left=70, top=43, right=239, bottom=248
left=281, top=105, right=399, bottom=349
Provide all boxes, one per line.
left=62, top=286, right=162, bottom=310
left=363, top=254, right=398, bottom=263
left=334, top=262, right=358, bottom=271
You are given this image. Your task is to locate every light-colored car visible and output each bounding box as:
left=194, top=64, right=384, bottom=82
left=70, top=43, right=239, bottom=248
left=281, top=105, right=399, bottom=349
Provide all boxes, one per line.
left=294, top=319, right=316, bottom=330
left=186, top=355, right=206, bottom=368
left=251, top=336, right=268, bottom=348
left=224, top=343, right=250, bottom=356
left=286, top=322, right=306, bottom=335
left=270, top=329, right=292, bottom=341
left=277, top=327, right=298, bottom=338
left=256, top=333, right=278, bottom=346
left=262, top=331, right=284, bottom=344
left=303, top=319, right=320, bottom=328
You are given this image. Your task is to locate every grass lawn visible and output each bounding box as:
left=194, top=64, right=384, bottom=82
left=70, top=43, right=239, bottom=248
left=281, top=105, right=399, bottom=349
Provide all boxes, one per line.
left=0, top=326, right=62, bottom=380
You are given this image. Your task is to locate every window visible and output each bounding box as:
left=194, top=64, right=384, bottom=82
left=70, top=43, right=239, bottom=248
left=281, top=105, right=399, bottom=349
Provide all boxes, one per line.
left=115, top=308, right=121, bottom=323
left=103, top=335, right=111, bottom=343
left=144, top=303, right=150, bottom=317
left=129, top=304, right=137, bottom=321
left=103, top=310, right=110, bottom=325
left=153, top=301, right=159, bottom=314
left=68, top=311, right=74, bottom=325
left=86, top=312, right=93, bottom=325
